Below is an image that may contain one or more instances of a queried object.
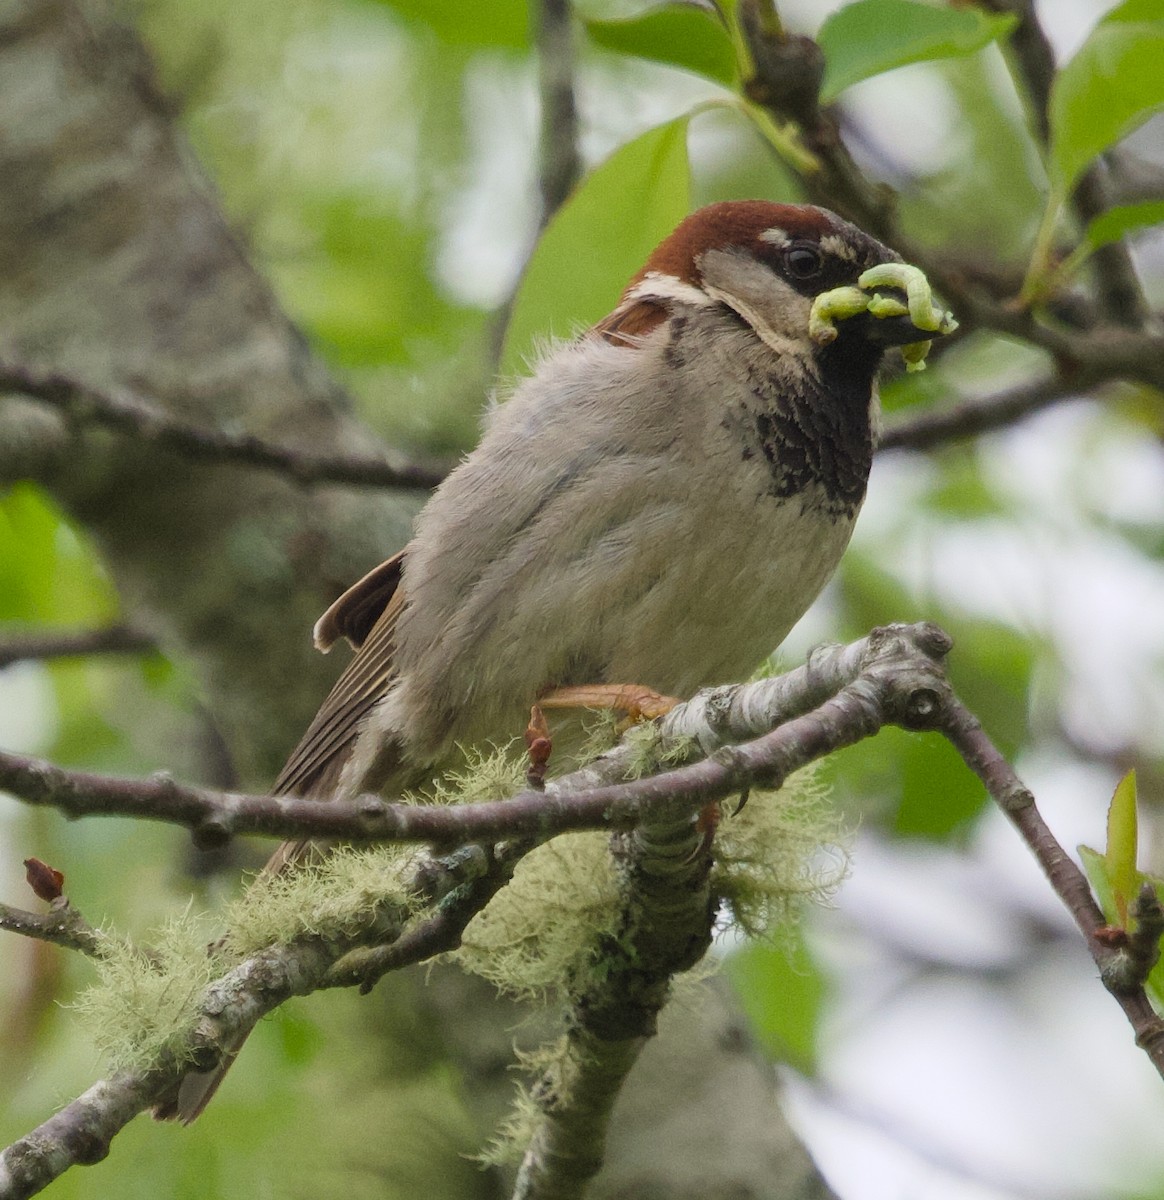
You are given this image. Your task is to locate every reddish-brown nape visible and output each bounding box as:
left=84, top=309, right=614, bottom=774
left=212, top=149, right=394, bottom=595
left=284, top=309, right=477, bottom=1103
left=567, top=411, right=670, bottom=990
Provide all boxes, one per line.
left=632, top=201, right=833, bottom=289
left=592, top=202, right=835, bottom=347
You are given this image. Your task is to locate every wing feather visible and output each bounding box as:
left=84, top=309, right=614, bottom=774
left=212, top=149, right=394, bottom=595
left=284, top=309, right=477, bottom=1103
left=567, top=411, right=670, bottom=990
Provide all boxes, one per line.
left=272, top=583, right=406, bottom=798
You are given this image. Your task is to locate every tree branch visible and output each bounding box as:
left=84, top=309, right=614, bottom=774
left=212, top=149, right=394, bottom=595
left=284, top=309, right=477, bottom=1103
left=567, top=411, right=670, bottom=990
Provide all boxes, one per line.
left=939, top=697, right=1164, bottom=1080
left=0, top=624, right=156, bottom=669
left=878, top=374, right=1088, bottom=452
left=0, top=898, right=106, bottom=957
left=5, top=622, right=1164, bottom=1197
left=977, top=0, right=1150, bottom=328
left=0, top=361, right=448, bottom=491
left=535, top=0, right=581, bottom=225
left=0, top=627, right=941, bottom=847
left=513, top=812, right=714, bottom=1199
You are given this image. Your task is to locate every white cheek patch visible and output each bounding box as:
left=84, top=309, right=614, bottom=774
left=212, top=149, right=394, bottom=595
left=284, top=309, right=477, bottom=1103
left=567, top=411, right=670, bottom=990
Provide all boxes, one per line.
left=701, top=282, right=813, bottom=363
left=628, top=272, right=715, bottom=308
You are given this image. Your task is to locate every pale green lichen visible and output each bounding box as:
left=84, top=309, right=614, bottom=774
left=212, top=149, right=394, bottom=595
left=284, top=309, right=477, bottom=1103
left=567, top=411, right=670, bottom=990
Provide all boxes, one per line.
left=712, top=766, right=849, bottom=940
left=454, top=831, right=621, bottom=1000
left=475, top=1040, right=567, bottom=1166
left=72, top=907, right=221, bottom=1073
left=221, top=844, right=423, bottom=958
left=405, top=742, right=528, bottom=807
left=620, top=721, right=699, bottom=779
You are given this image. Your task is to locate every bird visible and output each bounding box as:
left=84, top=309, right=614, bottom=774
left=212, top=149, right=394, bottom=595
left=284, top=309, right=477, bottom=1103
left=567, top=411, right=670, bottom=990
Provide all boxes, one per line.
left=160, top=199, right=954, bottom=1120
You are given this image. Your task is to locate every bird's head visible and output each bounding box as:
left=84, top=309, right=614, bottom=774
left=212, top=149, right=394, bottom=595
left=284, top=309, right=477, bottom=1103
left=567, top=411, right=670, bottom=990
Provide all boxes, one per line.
left=594, top=201, right=955, bottom=371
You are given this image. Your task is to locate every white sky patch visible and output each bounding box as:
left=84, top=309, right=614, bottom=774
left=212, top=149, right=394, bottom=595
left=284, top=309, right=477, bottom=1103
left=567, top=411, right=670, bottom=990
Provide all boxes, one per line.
left=0, top=661, right=58, bottom=755
left=436, top=55, right=539, bottom=308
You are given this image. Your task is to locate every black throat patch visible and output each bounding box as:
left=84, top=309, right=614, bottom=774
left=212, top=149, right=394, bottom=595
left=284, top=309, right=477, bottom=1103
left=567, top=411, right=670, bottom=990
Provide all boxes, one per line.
left=741, top=341, right=878, bottom=516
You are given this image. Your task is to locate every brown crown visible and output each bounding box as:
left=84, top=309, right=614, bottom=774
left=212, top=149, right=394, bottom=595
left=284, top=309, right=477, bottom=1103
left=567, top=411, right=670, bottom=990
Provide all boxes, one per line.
left=632, top=201, right=835, bottom=289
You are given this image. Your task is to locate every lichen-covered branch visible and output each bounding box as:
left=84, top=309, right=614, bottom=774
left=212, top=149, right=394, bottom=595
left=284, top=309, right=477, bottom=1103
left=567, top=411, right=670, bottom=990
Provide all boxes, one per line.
left=0, top=627, right=940, bottom=846
left=4, top=622, right=1164, bottom=1197
left=512, top=813, right=714, bottom=1200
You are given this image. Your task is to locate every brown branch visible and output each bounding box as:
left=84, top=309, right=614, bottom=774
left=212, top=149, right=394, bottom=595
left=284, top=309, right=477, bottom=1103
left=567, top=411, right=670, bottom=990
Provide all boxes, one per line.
left=0, top=624, right=156, bottom=669
left=0, top=362, right=449, bottom=491
left=939, top=700, right=1164, bottom=1080
left=0, top=898, right=106, bottom=957
left=0, top=626, right=945, bottom=848
left=977, top=0, right=1150, bottom=328
left=878, top=374, right=1088, bottom=452
left=535, top=0, right=581, bottom=226
left=739, top=0, right=896, bottom=242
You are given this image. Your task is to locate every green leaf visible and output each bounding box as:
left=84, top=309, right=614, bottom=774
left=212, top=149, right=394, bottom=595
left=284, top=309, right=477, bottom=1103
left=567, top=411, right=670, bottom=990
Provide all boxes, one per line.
left=585, top=4, right=736, bottom=86
left=368, top=0, right=529, bottom=49
left=1079, top=844, right=1119, bottom=925
left=0, top=484, right=117, bottom=625
left=727, top=933, right=824, bottom=1072
left=816, top=0, right=1017, bottom=103
left=500, top=118, right=692, bottom=377
left=1103, top=0, right=1164, bottom=23
left=1083, top=200, right=1164, bottom=250
left=1049, top=22, right=1164, bottom=193
left=1080, top=771, right=1142, bottom=929
left=1107, top=769, right=1140, bottom=926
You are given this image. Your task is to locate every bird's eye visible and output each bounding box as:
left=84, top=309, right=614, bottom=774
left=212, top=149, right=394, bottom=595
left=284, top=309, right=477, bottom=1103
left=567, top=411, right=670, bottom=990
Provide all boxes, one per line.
left=785, top=245, right=823, bottom=279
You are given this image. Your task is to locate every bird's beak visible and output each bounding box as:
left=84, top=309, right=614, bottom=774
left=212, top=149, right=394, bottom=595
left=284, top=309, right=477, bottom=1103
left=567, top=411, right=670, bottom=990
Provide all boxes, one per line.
left=809, top=263, right=958, bottom=371
left=856, top=302, right=948, bottom=347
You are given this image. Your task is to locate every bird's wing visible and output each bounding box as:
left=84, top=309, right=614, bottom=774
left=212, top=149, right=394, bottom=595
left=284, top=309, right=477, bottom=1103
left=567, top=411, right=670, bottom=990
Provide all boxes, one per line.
left=591, top=297, right=668, bottom=346
left=272, top=550, right=407, bottom=800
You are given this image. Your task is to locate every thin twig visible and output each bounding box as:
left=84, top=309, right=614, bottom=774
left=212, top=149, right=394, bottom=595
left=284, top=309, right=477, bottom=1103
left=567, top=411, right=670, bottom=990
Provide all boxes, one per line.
left=0, top=362, right=449, bottom=491
left=939, top=700, right=1164, bottom=1079
left=0, top=899, right=106, bottom=957
left=878, top=374, right=1088, bottom=452
left=0, top=624, right=156, bottom=669
left=977, top=0, right=1149, bottom=328
left=535, top=0, right=581, bottom=225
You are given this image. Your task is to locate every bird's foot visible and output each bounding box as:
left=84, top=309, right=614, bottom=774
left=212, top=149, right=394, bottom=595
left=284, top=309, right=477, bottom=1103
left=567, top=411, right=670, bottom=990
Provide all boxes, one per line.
left=525, top=705, right=553, bottom=789
left=537, top=683, right=680, bottom=724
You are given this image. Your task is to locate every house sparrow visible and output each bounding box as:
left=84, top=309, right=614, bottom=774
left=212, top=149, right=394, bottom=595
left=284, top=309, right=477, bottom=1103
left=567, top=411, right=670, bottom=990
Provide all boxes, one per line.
left=163, top=200, right=954, bottom=1120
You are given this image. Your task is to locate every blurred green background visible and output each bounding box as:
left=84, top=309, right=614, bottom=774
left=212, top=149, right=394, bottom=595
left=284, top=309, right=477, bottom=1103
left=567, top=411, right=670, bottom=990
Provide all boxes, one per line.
left=2, top=0, right=1163, bottom=1196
